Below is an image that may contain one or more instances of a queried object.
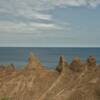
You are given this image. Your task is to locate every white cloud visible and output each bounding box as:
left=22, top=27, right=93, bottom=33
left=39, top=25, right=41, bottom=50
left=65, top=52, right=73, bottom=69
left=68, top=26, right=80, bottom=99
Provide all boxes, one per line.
left=29, top=23, right=57, bottom=29
left=0, top=21, right=65, bottom=33
left=0, top=0, right=99, bottom=47
left=0, top=21, right=33, bottom=33
left=0, top=0, right=99, bottom=29
left=0, top=0, right=52, bottom=20
left=0, top=0, right=100, bottom=21
left=32, top=13, right=52, bottom=20
left=47, top=0, right=100, bottom=8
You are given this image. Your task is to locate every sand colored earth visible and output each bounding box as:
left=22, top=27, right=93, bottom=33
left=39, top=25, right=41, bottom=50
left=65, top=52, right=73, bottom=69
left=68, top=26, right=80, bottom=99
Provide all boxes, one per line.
left=0, top=53, right=100, bottom=100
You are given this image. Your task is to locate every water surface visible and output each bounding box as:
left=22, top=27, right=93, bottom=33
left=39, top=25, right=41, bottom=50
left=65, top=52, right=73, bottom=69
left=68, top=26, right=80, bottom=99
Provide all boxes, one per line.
left=0, top=47, right=99, bottom=68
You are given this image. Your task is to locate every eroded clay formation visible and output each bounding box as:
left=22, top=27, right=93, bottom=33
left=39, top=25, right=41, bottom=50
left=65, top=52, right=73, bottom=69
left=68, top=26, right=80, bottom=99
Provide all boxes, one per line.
left=0, top=53, right=100, bottom=100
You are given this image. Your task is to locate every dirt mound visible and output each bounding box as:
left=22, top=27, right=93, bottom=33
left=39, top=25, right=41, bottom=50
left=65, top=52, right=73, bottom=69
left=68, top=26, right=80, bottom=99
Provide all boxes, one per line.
left=70, top=57, right=85, bottom=72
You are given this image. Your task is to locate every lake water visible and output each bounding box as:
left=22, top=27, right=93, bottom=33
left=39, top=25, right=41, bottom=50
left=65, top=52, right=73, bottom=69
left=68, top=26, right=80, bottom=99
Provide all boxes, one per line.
left=0, top=47, right=100, bottom=68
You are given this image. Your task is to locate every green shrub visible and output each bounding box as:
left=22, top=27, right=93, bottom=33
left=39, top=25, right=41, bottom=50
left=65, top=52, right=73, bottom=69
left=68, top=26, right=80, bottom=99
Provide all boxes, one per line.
left=1, top=97, right=10, bottom=100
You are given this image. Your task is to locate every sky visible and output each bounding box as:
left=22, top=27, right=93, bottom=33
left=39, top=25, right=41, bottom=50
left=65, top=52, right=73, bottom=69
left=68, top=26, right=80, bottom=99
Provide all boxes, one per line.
left=0, top=0, right=100, bottom=47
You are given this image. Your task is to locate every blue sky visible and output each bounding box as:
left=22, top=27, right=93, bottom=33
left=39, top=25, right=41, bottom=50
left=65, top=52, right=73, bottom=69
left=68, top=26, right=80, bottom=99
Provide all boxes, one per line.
left=0, top=0, right=100, bottom=47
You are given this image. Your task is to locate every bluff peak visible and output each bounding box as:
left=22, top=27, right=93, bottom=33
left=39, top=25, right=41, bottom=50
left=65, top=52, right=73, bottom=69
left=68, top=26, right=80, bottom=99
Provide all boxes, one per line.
left=26, top=52, right=43, bottom=70
left=56, top=55, right=68, bottom=72
left=87, top=56, right=96, bottom=66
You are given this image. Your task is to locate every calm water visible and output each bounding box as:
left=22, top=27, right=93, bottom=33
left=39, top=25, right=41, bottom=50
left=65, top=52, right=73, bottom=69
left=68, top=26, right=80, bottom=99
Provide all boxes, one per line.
left=0, top=47, right=100, bottom=68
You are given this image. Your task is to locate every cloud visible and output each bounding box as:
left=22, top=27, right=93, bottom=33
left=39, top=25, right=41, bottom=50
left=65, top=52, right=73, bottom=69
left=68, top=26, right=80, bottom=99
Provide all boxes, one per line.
left=0, top=0, right=99, bottom=47
left=0, top=0, right=52, bottom=21
left=29, top=23, right=58, bottom=29
left=0, top=20, right=67, bottom=33
left=0, top=0, right=99, bottom=26
left=0, top=0, right=99, bottom=20
left=47, top=0, right=100, bottom=8
left=0, top=21, right=34, bottom=33
left=32, top=13, right=52, bottom=20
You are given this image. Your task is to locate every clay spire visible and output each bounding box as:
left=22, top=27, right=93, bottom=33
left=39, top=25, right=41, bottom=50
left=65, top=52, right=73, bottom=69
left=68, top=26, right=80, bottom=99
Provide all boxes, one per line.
left=70, top=57, right=84, bottom=72
left=87, top=56, right=96, bottom=66
left=56, top=55, right=68, bottom=72
left=86, top=56, right=97, bottom=71
left=26, top=52, right=43, bottom=70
